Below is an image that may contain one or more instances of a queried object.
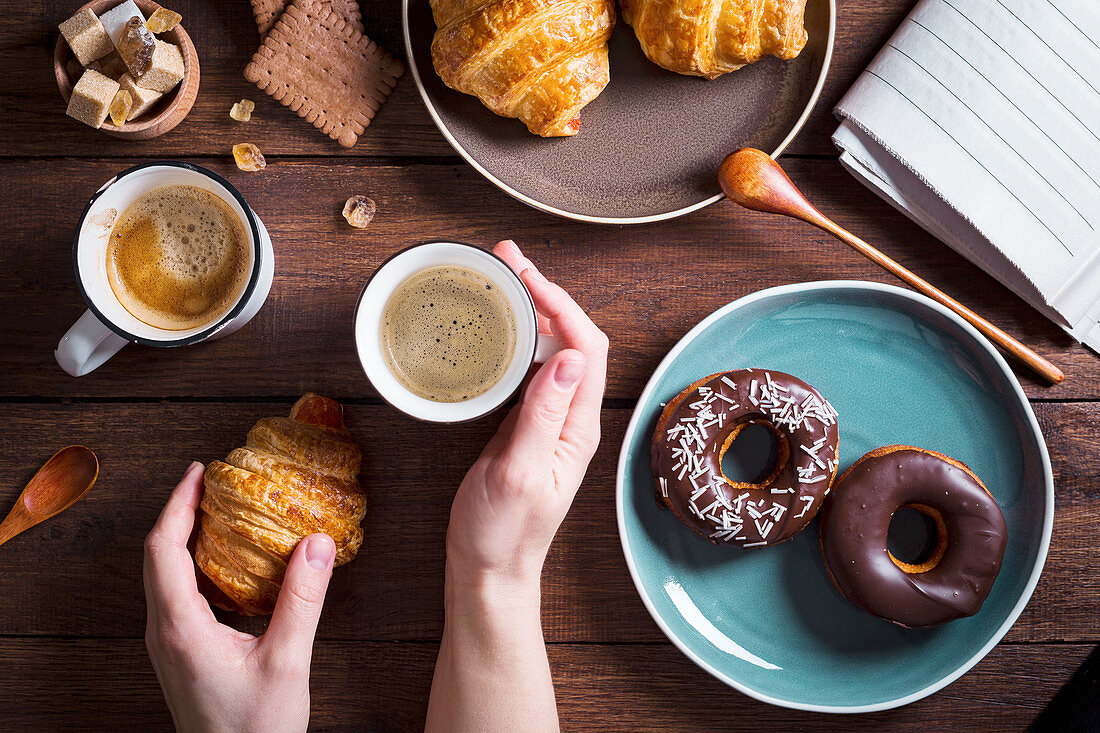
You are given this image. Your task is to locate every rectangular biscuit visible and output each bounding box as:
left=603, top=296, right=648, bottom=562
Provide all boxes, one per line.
left=250, top=0, right=363, bottom=36
left=244, top=0, right=404, bottom=148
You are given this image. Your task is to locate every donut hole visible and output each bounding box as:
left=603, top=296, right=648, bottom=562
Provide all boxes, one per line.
left=719, top=421, right=784, bottom=486
left=888, top=503, right=948, bottom=574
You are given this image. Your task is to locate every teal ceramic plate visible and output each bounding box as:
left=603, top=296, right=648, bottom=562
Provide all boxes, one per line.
left=616, top=281, right=1053, bottom=712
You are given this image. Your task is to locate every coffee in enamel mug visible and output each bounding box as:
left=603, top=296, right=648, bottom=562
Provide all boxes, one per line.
left=106, top=184, right=251, bottom=331
left=55, top=162, right=275, bottom=378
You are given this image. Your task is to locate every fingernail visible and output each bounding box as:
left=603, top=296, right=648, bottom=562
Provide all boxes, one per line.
left=305, top=534, right=336, bottom=571
left=555, top=359, right=586, bottom=389
left=524, top=266, right=547, bottom=283
left=499, top=239, right=520, bottom=255
left=185, top=461, right=204, bottom=478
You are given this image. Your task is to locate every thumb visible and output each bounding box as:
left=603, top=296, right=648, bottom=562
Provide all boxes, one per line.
left=264, top=533, right=335, bottom=661
left=501, top=349, right=587, bottom=468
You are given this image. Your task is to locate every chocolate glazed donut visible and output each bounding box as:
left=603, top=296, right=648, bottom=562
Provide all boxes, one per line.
left=819, top=446, right=1008, bottom=628
left=650, top=369, right=840, bottom=548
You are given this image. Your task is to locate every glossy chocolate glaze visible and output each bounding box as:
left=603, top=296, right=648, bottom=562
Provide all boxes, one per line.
left=819, top=447, right=1008, bottom=628
left=650, top=369, right=839, bottom=547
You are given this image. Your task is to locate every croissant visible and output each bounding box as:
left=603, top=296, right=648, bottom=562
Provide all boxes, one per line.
left=620, top=0, right=809, bottom=79
left=194, top=394, right=367, bottom=616
left=430, top=0, right=616, bottom=137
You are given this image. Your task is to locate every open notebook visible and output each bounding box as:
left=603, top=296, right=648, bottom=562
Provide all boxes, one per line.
left=832, top=0, right=1100, bottom=354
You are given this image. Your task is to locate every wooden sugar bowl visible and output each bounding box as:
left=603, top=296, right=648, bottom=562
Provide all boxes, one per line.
left=54, top=0, right=200, bottom=140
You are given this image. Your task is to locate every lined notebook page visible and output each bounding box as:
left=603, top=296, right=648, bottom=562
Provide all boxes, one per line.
left=832, top=0, right=1100, bottom=349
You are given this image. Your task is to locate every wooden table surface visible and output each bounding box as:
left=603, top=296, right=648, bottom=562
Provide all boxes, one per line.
left=2, top=0, right=1097, bottom=729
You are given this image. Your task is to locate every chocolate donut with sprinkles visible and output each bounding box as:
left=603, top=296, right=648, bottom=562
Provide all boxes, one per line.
left=650, top=369, right=840, bottom=548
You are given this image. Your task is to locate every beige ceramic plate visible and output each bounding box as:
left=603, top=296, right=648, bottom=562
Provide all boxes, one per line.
left=404, top=0, right=835, bottom=223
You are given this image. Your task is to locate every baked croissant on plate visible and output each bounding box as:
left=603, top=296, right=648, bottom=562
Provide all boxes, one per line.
left=621, top=0, right=809, bottom=79
left=194, top=394, right=367, bottom=616
left=430, top=0, right=616, bottom=137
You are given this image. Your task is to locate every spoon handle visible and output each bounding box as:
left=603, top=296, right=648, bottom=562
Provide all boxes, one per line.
left=809, top=213, right=1065, bottom=384
left=718, top=149, right=1064, bottom=385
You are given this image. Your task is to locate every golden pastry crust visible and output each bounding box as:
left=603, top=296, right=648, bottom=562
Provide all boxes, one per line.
left=430, top=0, right=615, bottom=136
left=621, top=0, right=808, bottom=79
left=194, top=394, right=367, bottom=616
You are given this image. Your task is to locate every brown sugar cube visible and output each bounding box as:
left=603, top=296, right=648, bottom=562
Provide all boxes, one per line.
left=59, top=8, right=113, bottom=66
left=134, top=39, right=184, bottom=92
left=118, top=73, right=164, bottom=119
left=87, top=51, right=128, bottom=80
left=66, top=69, right=121, bottom=128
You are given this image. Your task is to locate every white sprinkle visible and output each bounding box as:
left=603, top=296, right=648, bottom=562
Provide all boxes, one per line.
left=794, top=496, right=814, bottom=518
left=797, top=466, right=828, bottom=483
left=714, top=489, right=732, bottom=510
left=754, top=518, right=774, bottom=538
left=800, top=442, right=827, bottom=470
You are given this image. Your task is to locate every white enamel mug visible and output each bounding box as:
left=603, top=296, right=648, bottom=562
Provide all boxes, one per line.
left=55, top=162, right=275, bottom=377
left=354, top=241, right=560, bottom=423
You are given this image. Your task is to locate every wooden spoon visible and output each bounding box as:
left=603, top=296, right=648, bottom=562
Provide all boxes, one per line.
left=0, top=446, right=99, bottom=547
left=718, top=148, right=1064, bottom=384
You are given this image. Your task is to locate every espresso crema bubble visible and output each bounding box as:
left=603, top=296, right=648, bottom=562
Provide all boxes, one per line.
left=106, top=185, right=250, bottom=331
left=381, top=265, right=517, bottom=403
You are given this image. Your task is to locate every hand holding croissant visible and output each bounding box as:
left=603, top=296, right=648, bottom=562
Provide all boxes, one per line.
left=145, top=462, right=338, bottom=733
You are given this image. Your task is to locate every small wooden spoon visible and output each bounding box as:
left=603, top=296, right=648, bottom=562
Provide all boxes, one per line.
left=0, top=446, right=99, bottom=547
left=718, top=148, right=1064, bottom=384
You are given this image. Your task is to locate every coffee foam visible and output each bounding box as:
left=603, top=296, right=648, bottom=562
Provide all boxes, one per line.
left=381, top=265, right=517, bottom=403
left=107, top=185, right=250, bottom=331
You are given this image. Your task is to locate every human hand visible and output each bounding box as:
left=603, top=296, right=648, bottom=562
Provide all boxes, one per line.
left=445, top=240, right=609, bottom=590
left=143, top=461, right=336, bottom=733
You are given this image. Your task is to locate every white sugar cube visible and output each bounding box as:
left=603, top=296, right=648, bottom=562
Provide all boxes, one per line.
left=98, top=0, right=146, bottom=49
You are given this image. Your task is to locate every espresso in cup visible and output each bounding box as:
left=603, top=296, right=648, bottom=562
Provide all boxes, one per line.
left=106, top=184, right=250, bottom=331
left=380, top=265, right=517, bottom=402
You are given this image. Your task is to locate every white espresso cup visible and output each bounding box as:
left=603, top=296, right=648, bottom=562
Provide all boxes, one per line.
left=355, top=241, right=560, bottom=422
left=55, top=162, right=275, bottom=377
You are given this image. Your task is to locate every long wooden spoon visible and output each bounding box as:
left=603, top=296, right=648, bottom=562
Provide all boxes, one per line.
left=718, top=148, right=1064, bottom=384
left=0, top=446, right=99, bottom=547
